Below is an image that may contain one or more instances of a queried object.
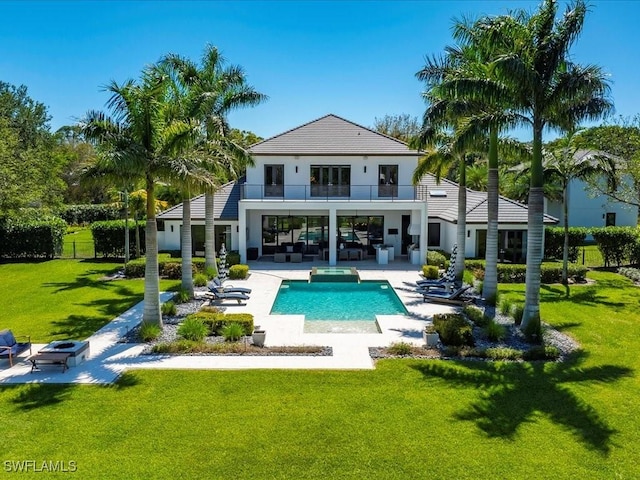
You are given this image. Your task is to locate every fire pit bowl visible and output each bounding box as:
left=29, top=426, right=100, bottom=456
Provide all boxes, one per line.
left=54, top=342, right=76, bottom=349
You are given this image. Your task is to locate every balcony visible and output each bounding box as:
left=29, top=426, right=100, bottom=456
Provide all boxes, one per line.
left=240, top=184, right=427, bottom=202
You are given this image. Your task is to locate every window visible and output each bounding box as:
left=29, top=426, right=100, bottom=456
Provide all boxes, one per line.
left=428, top=223, right=441, bottom=247
left=265, top=165, right=284, bottom=197
left=378, top=165, right=398, bottom=197
left=310, top=165, right=350, bottom=197
left=606, top=212, right=616, bottom=227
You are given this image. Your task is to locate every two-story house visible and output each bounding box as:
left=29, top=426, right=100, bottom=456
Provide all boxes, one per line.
left=156, top=114, right=557, bottom=264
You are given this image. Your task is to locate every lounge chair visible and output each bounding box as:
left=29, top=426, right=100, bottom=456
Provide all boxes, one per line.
left=420, top=285, right=473, bottom=305
left=208, top=290, right=250, bottom=304
left=0, top=329, right=32, bottom=367
left=209, top=278, right=252, bottom=294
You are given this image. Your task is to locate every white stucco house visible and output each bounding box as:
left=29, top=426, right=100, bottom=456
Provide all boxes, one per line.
left=545, top=179, right=637, bottom=229
left=157, top=114, right=558, bottom=265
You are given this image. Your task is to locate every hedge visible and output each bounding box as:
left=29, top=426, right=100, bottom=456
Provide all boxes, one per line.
left=124, top=255, right=206, bottom=278
left=590, top=226, right=639, bottom=267
left=544, top=226, right=588, bottom=262
left=0, top=216, right=66, bottom=259
left=465, top=260, right=587, bottom=283
left=59, top=204, right=122, bottom=225
left=228, top=264, right=249, bottom=279
left=91, top=220, right=145, bottom=259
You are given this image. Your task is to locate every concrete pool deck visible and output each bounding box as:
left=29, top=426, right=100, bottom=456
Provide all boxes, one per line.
left=0, top=262, right=457, bottom=384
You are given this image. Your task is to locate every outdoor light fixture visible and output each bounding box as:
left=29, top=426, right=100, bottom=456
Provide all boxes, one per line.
left=364, top=166, right=367, bottom=173
left=295, top=166, right=298, bottom=173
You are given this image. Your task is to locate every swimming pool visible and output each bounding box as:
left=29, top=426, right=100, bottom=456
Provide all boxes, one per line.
left=270, top=280, right=408, bottom=332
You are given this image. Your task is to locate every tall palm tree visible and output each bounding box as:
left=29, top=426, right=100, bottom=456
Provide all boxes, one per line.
left=542, top=130, right=617, bottom=287
left=475, top=0, right=613, bottom=333
left=81, top=65, right=210, bottom=326
left=162, top=46, right=267, bottom=273
left=412, top=134, right=471, bottom=281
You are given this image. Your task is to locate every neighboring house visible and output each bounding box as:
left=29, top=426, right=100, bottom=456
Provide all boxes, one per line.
left=157, top=114, right=558, bottom=264
left=545, top=178, right=638, bottom=229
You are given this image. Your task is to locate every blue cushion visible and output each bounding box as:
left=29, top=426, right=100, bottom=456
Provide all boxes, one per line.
left=0, top=330, right=16, bottom=347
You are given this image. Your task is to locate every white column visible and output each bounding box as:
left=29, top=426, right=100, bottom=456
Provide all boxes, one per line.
left=419, top=203, right=428, bottom=264
left=238, top=204, right=247, bottom=264
left=328, top=206, right=337, bottom=266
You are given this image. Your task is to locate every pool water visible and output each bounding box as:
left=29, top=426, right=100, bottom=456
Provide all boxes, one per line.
left=270, top=281, right=408, bottom=323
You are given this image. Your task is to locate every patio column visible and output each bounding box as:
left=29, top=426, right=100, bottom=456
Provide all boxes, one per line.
left=328, top=206, right=337, bottom=266
left=238, top=204, right=247, bottom=264
left=419, top=203, right=428, bottom=263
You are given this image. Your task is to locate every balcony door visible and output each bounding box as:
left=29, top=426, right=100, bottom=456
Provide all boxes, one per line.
left=310, top=165, right=350, bottom=197
left=265, top=165, right=284, bottom=197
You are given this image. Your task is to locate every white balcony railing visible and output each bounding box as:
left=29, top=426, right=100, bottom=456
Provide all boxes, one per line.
left=241, top=184, right=427, bottom=201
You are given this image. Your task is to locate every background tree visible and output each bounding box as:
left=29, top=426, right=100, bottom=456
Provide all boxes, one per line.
left=0, top=82, right=66, bottom=214
left=372, top=114, right=421, bottom=143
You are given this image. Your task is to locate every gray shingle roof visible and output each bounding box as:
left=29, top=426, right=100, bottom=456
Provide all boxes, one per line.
left=249, top=114, right=420, bottom=156
left=419, top=174, right=558, bottom=224
left=157, top=180, right=240, bottom=221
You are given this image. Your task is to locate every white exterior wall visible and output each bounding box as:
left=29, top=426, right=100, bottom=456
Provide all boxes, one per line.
left=546, top=179, right=637, bottom=228
left=158, top=220, right=239, bottom=252
left=245, top=155, right=417, bottom=201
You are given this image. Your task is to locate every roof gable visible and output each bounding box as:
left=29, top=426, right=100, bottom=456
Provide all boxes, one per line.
left=249, top=114, right=420, bottom=156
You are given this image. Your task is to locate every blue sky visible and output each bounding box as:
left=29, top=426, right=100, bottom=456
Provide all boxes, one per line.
left=1, top=1, right=638, bottom=141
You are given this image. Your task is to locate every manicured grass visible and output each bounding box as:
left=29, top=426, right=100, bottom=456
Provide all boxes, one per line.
left=0, top=266, right=639, bottom=478
left=0, top=259, right=179, bottom=342
left=62, top=228, right=96, bottom=258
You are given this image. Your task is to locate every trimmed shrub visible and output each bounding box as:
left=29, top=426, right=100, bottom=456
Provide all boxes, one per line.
left=523, top=345, right=561, bottom=361
left=228, top=264, right=249, bottom=280
left=0, top=215, right=66, bottom=259
left=422, top=265, right=440, bottom=279
left=484, top=320, right=507, bottom=342
left=161, top=301, right=177, bottom=316
left=426, top=250, right=446, bottom=267
left=387, top=342, right=414, bottom=356
left=123, top=255, right=206, bottom=278
left=618, top=267, right=640, bottom=283
left=433, top=313, right=474, bottom=347
left=226, top=251, right=241, bottom=266
left=463, top=260, right=587, bottom=284
left=138, top=322, right=162, bottom=342
left=189, top=311, right=254, bottom=336
left=591, top=226, right=639, bottom=267
left=91, top=220, right=145, bottom=259
left=205, top=266, right=218, bottom=280
left=221, top=323, right=245, bottom=342
left=463, top=305, right=491, bottom=327
left=177, top=317, right=208, bottom=342
left=544, top=226, right=588, bottom=261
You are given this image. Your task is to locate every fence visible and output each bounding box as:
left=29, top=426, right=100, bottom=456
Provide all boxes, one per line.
left=59, top=241, right=96, bottom=259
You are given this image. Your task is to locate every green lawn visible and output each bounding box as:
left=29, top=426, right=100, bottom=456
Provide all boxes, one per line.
left=62, top=228, right=96, bottom=258
left=1, top=260, right=179, bottom=342
left=0, top=266, right=639, bottom=478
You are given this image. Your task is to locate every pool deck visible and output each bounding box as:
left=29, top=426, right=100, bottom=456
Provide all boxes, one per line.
left=0, top=260, right=457, bottom=384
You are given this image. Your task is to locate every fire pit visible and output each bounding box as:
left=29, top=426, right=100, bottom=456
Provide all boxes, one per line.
left=39, top=340, right=90, bottom=367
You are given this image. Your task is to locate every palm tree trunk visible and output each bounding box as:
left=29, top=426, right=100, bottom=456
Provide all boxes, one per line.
left=124, top=189, right=130, bottom=264
left=181, top=195, right=194, bottom=297
left=562, top=181, right=569, bottom=288
left=134, top=210, right=141, bottom=259
left=521, top=125, right=544, bottom=336
left=142, top=178, right=162, bottom=327
left=483, top=127, right=499, bottom=307
left=456, top=158, right=467, bottom=281
left=204, top=192, right=217, bottom=275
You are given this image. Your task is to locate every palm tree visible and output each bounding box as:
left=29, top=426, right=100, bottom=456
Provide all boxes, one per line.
left=541, top=130, right=617, bottom=287
left=474, top=0, right=613, bottom=333
left=412, top=133, right=471, bottom=282
left=81, top=65, right=210, bottom=326
left=162, top=46, right=267, bottom=273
